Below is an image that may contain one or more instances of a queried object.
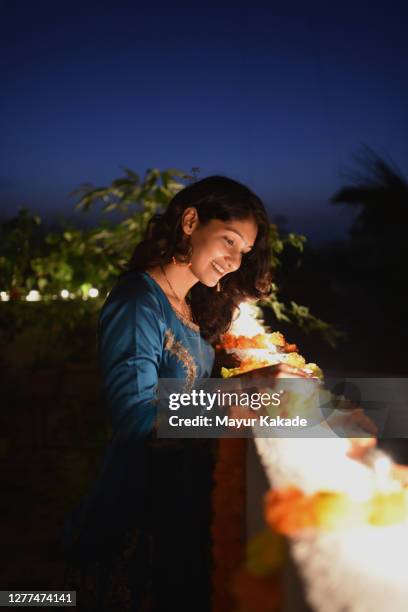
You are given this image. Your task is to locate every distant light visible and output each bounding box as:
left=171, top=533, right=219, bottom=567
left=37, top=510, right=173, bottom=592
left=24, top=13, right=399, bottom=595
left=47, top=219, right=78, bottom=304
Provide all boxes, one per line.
left=60, top=289, right=69, bottom=299
left=26, top=290, right=41, bottom=302
left=89, top=287, right=99, bottom=298
left=0, top=291, right=10, bottom=302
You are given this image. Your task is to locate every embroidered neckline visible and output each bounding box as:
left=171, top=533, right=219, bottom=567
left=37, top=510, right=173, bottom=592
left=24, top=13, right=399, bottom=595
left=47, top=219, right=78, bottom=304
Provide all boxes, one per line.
left=143, top=271, right=201, bottom=333
left=172, top=307, right=200, bottom=333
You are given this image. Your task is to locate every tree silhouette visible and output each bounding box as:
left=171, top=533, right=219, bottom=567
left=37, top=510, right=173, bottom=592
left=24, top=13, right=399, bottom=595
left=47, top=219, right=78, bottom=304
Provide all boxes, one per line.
left=332, top=146, right=408, bottom=238
left=331, top=147, right=408, bottom=280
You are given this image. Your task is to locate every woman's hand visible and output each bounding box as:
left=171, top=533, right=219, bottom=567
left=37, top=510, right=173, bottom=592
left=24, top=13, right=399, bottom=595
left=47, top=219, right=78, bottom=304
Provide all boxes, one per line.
left=345, top=407, right=378, bottom=459
left=326, top=406, right=378, bottom=437
left=346, top=407, right=378, bottom=436
left=322, top=405, right=378, bottom=458
left=347, top=437, right=377, bottom=459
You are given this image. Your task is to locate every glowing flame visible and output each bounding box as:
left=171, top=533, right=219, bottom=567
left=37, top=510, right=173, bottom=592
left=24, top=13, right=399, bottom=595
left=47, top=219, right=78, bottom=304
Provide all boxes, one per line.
left=229, top=301, right=267, bottom=337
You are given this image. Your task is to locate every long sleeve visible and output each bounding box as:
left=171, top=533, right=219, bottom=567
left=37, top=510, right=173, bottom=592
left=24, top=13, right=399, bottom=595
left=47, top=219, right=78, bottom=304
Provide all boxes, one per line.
left=60, top=280, right=166, bottom=560
left=98, top=279, right=166, bottom=439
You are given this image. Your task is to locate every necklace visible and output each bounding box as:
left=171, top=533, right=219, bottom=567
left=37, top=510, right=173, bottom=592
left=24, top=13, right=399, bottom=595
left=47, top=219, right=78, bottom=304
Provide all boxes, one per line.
left=160, top=265, right=193, bottom=322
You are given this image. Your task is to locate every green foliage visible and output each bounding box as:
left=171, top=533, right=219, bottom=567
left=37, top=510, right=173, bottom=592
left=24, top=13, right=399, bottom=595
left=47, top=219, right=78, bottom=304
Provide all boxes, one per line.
left=262, top=225, right=340, bottom=344
left=0, top=208, right=45, bottom=293
left=74, top=167, right=191, bottom=214
left=258, top=295, right=345, bottom=348
left=268, top=223, right=307, bottom=267
left=0, top=166, right=340, bottom=357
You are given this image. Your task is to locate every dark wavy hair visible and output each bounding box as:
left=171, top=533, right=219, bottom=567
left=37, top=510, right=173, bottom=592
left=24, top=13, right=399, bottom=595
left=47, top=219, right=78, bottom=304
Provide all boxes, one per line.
left=123, top=175, right=272, bottom=344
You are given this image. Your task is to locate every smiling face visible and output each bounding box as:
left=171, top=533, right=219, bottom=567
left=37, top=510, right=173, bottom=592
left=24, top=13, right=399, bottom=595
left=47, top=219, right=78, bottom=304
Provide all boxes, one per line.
left=182, top=208, right=258, bottom=287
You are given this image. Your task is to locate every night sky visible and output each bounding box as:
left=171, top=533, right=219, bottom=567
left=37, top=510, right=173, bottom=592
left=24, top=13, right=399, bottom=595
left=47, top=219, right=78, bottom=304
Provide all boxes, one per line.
left=2, top=1, right=408, bottom=243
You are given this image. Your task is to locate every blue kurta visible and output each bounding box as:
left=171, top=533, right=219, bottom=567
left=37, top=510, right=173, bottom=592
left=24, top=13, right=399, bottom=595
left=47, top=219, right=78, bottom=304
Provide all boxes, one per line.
left=60, top=270, right=215, bottom=608
left=98, top=269, right=214, bottom=438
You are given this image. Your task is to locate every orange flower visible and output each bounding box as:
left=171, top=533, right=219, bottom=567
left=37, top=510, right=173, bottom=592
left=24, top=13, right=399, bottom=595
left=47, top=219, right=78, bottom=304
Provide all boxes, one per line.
left=220, top=333, right=270, bottom=349
left=265, top=488, right=316, bottom=534
left=264, top=487, right=370, bottom=534
left=284, top=342, right=298, bottom=353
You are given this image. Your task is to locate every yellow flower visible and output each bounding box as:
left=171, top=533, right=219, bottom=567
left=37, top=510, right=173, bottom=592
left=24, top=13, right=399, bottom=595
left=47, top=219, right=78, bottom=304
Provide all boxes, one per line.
left=267, top=332, right=285, bottom=347
left=284, top=353, right=306, bottom=368
left=221, top=366, right=237, bottom=378
left=304, top=362, right=324, bottom=379
left=370, top=491, right=408, bottom=526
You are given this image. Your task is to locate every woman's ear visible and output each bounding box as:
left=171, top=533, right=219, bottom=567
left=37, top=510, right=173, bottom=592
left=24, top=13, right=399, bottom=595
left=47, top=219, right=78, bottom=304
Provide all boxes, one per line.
left=182, top=207, right=199, bottom=235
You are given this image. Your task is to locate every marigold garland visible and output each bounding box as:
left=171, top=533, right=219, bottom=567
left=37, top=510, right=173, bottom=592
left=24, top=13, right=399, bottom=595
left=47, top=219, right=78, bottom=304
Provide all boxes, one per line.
left=264, top=486, right=408, bottom=535
left=211, top=437, right=247, bottom=612
left=213, top=305, right=408, bottom=612
left=213, top=314, right=324, bottom=611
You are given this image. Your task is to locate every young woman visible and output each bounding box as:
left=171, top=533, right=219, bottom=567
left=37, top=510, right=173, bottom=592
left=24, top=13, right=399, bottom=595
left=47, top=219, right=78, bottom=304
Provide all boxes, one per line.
left=60, top=175, right=307, bottom=611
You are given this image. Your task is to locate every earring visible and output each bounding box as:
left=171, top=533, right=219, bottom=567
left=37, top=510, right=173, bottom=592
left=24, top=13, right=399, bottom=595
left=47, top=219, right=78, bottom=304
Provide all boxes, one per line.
left=172, top=237, right=193, bottom=267
left=216, top=281, right=221, bottom=292
left=172, top=255, right=192, bottom=268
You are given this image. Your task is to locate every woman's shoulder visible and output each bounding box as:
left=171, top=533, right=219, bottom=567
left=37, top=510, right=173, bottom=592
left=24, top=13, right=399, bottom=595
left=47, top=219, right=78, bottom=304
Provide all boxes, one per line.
left=100, top=270, right=166, bottom=323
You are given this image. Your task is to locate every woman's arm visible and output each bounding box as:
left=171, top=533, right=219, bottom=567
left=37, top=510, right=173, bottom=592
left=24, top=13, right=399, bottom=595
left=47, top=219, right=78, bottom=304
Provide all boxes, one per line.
left=98, top=286, right=165, bottom=439
left=60, top=288, right=166, bottom=555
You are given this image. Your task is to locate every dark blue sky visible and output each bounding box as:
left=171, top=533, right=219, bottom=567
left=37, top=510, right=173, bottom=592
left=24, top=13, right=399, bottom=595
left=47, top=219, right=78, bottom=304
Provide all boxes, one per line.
left=2, top=1, right=408, bottom=243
